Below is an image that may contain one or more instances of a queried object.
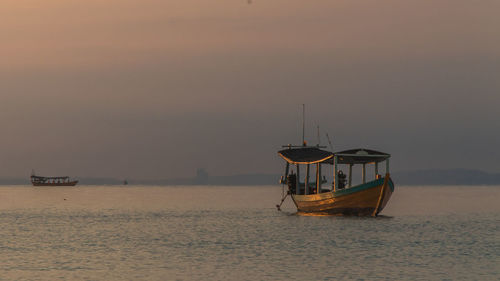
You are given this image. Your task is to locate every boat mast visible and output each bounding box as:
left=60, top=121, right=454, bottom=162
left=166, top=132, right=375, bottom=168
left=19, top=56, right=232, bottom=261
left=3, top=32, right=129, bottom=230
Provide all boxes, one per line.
left=302, top=104, right=305, bottom=146
left=326, top=133, right=334, bottom=151
left=317, top=126, right=320, bottom=147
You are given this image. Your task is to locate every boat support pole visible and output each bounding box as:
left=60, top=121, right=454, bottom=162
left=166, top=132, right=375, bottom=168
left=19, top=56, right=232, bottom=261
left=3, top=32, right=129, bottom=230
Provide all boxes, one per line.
left=282, top=163, right=290, bottom=197
left=348, top=164, right=353, bottom=188
left=316, top=163, right=320, bottom=194
left=333, top=156, right=338, bottom=192
left=296, top=164, right=300, bottom=195
left=362, top=164, right=366, bottom=184
left=305, top=164, right=310, bottom=195
left=284, top=163, right=290, bottom=181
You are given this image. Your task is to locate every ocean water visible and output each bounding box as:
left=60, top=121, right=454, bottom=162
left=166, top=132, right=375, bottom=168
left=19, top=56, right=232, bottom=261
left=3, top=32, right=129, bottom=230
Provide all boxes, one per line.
left=0, top=185, right=498, bottom=280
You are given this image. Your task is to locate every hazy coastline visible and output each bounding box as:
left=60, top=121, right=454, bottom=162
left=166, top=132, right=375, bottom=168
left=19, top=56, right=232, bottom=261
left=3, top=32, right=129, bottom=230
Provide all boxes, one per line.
left=4, top=168, right=500, bottom=186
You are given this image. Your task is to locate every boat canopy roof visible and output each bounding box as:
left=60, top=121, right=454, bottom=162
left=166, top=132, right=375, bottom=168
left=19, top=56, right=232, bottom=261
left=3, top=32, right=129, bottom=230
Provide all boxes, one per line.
left=332, top=148, right=390, bottom=164
left=278, top=147, right=390, bottom=165
left=278, top=147, right=334, bottom=164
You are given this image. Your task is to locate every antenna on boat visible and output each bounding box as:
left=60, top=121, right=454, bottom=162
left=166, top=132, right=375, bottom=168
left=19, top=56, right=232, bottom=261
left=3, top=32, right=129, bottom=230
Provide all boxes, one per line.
left=317, top=125, right=320, bottom=147
left=326, top=133, right=334, bottom=151
left=302, top=104, right=305, bottom=146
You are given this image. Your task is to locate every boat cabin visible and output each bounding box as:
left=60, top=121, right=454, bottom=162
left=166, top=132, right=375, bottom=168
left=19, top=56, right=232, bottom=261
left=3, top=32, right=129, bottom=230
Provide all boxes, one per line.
left=278, top=146, right=391, bottom=195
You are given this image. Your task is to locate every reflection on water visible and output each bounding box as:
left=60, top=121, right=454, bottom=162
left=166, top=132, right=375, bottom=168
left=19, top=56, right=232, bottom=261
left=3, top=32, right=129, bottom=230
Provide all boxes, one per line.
left=0, top=185, right=498, bottom=280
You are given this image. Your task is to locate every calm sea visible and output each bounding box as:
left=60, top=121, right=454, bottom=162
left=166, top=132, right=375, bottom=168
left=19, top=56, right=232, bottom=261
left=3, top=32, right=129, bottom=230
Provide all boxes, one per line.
left=0, top=185, right=498, bottom=280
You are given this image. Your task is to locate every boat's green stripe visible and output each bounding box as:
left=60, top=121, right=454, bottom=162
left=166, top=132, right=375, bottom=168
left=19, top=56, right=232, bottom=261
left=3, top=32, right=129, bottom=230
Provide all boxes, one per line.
left=333, top=178, right=386, bottom=197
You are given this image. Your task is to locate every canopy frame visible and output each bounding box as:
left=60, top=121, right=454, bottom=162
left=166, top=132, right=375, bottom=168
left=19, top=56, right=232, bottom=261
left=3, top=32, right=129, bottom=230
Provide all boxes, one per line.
left=279, top=147, right=391, bottom=194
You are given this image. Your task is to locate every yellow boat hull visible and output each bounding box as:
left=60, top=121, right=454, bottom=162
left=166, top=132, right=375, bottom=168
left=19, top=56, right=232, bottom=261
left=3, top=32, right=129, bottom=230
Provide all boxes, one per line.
left=291, top=174, right=394, bottom=216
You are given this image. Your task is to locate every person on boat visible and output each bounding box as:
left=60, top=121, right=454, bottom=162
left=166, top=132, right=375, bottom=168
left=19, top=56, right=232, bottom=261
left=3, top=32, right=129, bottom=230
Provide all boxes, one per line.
left=338, top=170, right=347, bottom=189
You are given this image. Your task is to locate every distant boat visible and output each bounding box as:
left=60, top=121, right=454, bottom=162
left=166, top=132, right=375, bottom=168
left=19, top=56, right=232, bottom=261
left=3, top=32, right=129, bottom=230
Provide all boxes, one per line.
left=277, top=146, right=394, bottom=216
left=30, top=173, right=78, bottom=186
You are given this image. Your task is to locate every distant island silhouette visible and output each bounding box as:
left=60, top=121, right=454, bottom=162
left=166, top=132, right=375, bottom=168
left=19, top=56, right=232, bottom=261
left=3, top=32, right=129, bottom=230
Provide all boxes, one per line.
left=1, top=169, right=500, bottom=186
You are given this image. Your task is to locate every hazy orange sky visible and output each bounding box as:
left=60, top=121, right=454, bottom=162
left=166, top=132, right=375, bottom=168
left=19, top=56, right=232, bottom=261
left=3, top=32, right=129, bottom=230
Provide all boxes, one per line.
left=1, top=0, right=499, bottom=179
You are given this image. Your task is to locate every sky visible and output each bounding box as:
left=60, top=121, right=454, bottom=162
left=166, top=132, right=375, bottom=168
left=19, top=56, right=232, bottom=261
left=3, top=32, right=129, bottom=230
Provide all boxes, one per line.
left=0, top=0, right=499, bottom=179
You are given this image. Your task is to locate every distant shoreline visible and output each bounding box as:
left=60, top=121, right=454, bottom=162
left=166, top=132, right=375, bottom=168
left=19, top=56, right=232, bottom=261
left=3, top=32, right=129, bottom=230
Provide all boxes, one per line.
left=2, top=169, right=500, bottom=186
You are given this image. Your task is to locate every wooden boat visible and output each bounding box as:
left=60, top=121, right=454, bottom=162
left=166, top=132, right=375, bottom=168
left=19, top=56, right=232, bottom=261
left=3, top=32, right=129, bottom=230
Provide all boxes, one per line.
left=31, top=174, right=78, bottom=186
left=277, top=146, right=394, bottom=216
